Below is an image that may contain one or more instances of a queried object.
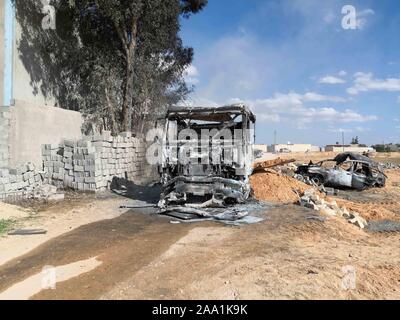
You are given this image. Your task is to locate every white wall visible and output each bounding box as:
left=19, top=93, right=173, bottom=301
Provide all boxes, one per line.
left=13, top=17, right=56, bottom=107
left=268, top=144, right=316, bottom=153
left=0, top=1, right=5, bottom=105
left=326, top=146, right=375, bottom=154
left=253, top=144, right=268, bottom=153
left=9, top=100, right=83, bottom=168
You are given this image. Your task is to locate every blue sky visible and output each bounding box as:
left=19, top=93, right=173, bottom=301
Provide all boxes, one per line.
left=180, top=0, right=400, bottom=146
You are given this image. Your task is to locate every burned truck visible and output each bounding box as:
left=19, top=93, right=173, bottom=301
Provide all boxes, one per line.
left=296, top=152, right=386, bottom=191
left=158, top=105, right=256, bottom=215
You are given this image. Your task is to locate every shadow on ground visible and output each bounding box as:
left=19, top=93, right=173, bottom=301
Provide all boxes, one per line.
left=110, top=177, right=161, bottom=205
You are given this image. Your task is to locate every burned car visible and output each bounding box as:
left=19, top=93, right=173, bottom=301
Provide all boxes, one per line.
left=296, top=152, right=386, bottom=191
left=158, top=105, right=256, bottom=216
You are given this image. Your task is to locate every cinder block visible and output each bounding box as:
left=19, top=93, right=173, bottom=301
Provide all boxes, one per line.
left=74, top=165, right=84, bottom=172
left=64, top=139, right=76, bottom=148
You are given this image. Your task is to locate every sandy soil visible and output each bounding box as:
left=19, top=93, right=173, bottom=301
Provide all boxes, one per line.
left=321, top=169, right=400, bottom=222
left=250, top=170, right=316, bottom=203
left=0, top=257, right=102, bottom=300
left=0, top=202, right=32, bottom=220
left=0, top=202, right=399, bottom=300
left=0, top=193, right=132, bottom=267
left=0, top=153, right=399, bottom=300
left=102, top=216, right=400, bottom=300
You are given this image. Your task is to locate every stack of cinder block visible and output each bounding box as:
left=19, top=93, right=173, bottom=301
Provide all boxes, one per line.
left=42, top=131, right=149, bottom=192
left=0, top=163, right=45, bottom=199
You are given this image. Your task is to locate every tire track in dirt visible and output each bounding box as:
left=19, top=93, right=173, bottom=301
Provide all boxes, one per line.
left=0, top=212, right=199, bottom=299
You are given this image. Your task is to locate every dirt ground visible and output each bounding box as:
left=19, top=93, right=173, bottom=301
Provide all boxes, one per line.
left=0, top=153, right=400, bottom=300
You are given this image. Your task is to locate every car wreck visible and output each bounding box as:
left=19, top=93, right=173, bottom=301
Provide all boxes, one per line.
left=296, top=152, right=387, bottom=191
left=157, top=105, right=256, bottom=219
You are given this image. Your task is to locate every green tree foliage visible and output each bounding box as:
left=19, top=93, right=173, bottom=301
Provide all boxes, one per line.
left=13, top=0, right=207, bottom=134
left=351, top=136, right=359, bottom=145
left=372, top=144, right=389, bottom=153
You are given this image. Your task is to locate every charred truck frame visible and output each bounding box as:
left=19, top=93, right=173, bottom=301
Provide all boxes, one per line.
left=158, top=105, right=256, bottom=213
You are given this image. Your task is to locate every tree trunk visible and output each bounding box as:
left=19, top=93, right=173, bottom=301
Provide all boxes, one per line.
left=139, top=76, right=150, bottom=135
left=118, top=20, right=138, bottom=132
left=121, top=58, right=134, bottom=131
left=105, top=86, right=118, bottom=134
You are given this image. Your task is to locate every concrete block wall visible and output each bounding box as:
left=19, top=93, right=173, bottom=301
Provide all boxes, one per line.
left=9, top=100, right=83, bottom=168
left=43, top=131, right=159, bottom=192
left=0, top=107, right=11, bottom=168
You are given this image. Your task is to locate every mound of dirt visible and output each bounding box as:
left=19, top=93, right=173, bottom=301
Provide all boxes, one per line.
left=332, top=198, right=400, bottom=221
left=250, top=171, right=314, bottom=203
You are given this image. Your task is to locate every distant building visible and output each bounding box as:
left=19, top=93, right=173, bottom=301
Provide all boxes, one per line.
left=387, top=145, right=400, bottom=152
left=253, top=144, right=268, bottom=153
left=267, top=144, right=321, bottom=153
left=325, top=144, right=375, bottom=154
left=371, top=144, right=400, bottom=152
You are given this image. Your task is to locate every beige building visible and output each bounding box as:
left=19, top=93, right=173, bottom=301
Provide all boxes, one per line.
left=1, top=0, right=56, bottom=107
left=268, top=144, right=321, bottom=153
left=325, top=144, right=375, bottom=154
left=253, top=144, right=268, bottom=153
left=0, top=1, right=82, bottom=168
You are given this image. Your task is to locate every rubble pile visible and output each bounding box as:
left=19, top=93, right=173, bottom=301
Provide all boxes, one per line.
left=253, top=158, right=296, bottom=173
left=0, top=164, right=60, bottom=201
left=381, top=163, right=400, bottom=169
left=43, top=131, right=147, bottom=192
left=250, top=169, right=367, bottom=228
left=293, top=173, right=318, bottom=187
left=299, top=189, right=368, bottom=229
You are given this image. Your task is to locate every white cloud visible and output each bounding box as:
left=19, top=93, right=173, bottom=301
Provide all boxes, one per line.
left=328, top=126, right=370, bottom=134
left=302, top=92, right=346, bottom=103
left=318, top=71, right=347, bottom=84
left=354, top=126, right=371, bottom=132
left=356, top=9, right=375, bottom=30
left=182, top=95, right=219, bottom=108
left=184, top=65, right=200, bottom=85
left=185, top=65, right=199, bottom=77
left=318, top=76, right=346, bottom=84
left=328, top=128, right=354, bottom=134
left=197, top=33, right=287, bottom=100
left=226, top=91, right=377, bottom=129
left=258, top=113, right=281, bottom=123
left=347, top=72, right=400, bottom=95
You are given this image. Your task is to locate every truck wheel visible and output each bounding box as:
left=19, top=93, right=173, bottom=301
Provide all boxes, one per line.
left=375, top=177, right=386, bottom=188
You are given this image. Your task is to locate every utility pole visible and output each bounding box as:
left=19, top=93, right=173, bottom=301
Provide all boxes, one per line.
left=342, top=132, right=345, bottom=152
left=274, top=130, right=277, bottom=145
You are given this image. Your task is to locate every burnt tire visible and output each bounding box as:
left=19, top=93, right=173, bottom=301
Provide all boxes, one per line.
left=375, top=176, right=386, bottom=188
left=311, top=175, right=325, bottom=186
